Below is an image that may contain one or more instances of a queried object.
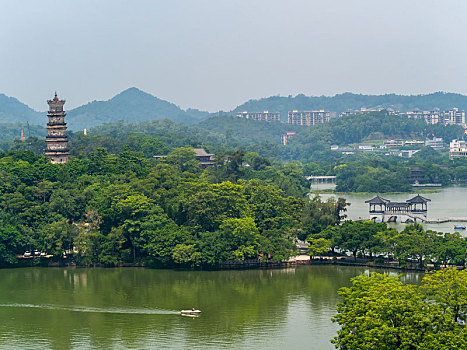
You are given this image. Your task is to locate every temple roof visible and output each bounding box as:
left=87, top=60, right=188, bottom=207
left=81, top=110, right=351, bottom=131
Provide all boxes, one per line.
left=193, top=148, right=214, bottom=157
left=365, top=195, right=390, bottom=204
left=406, top=194, right=431, bottom=203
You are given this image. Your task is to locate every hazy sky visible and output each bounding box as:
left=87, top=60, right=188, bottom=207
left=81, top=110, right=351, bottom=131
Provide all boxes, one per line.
left=1, top=0, right=467, bottom=111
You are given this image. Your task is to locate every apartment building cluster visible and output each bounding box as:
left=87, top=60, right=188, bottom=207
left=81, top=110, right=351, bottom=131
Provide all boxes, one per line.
left=236, top=111, right=280, bottom=122
left=237, top=107, right=465, bottom=127
left=340, top=107, right=466, bottom=126
left=236, top=110, right=333, bottom=126
left=331, top=137, right=446, bottom=158
left=287, top=110, right=331, bottom=126
left=404, top=108, right=465, bottom=125
left=339, top=107, right=393, bottom=117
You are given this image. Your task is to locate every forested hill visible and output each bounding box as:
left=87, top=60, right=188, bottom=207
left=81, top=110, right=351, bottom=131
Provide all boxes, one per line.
left=234, top=92, right=467, bottom=121
left=0, top=123, right=46, bottom=141
left=66, top=87, right=210, bottom=131
left=282, top=111, right=465, bottom=162
left=0, top=94, right=42, bottom=124
left=197, top=116, right=302, bottom=147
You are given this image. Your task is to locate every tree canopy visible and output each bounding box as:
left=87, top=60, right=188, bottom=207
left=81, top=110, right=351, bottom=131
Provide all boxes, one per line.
left=333, top=268, right=467, bottom=349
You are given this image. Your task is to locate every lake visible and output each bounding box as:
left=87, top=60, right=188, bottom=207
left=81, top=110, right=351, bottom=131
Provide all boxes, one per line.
left=312, top=184, right=467, bottom=234
left=0, top=266, right=422, bottom=349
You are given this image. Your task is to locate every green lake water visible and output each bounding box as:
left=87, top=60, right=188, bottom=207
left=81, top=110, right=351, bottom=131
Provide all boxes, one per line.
left=0, top=266, right=422, bottom=349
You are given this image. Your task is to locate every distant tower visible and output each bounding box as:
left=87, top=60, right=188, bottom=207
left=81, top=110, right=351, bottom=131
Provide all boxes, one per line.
left=20, top=129, right=24, bottom=141
left=45, top=92, right=69, bottom=163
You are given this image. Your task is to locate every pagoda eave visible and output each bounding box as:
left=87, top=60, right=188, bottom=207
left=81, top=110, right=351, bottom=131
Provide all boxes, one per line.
left=47, top=123, right=67, bottom=127
left=46, top=138, right=67, bottom=141
left=44, top=150, right=70, bottom=156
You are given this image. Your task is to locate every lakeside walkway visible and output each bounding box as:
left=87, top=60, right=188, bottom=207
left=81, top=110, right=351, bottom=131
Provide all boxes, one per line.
left=354, top=214, right=467, bottom=224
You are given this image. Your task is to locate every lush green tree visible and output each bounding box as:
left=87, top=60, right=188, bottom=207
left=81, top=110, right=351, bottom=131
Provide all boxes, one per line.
left=307, top=237, right=331, bottom=258
left=333, top=273, right=432, bottom=349
left=219, top=217, right=260, bottom=260
left=0, top=221, right=25, bottom=265
left=333, top=269, right=467, bottom=350
left=171, top=244, right=202, bottom=267
left=421, top=268, right=467, bottom=326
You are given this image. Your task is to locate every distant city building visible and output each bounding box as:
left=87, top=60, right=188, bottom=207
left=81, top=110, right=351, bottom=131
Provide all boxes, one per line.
left=399, top=150, right=420, bottom=158
left=384, top=140, right=404, bottom=148
left=425, top=137, right=444, bottom=149
left=45, top=92, right=69, bottom=164
left=358, top=144, right=374, bottom=151
left=450, top=139, right=467, bottom=159
left=404, top=140, right=425, bottom=146
left=404, top=108, right=465, bottom=125
left=236, top=111, right=280, bottom=122
left=340, top=107, right=394, bottom=117
left=281, top=131, right=296, bottom=145
left=288, top=110, right=330, bottom=126
left=338, top=107, right=465, bottom=126
left=444, top=108, right=465, bottom=125
left=405, top=111, right=441, bottom=125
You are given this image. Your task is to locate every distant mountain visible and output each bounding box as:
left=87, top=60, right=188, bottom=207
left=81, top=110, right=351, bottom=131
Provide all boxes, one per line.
left=3, top=89, right=467, bottom=132
left=233, top=92, right=467, bottom=121
left=66, top=87, right=210, bottom=131
left=0, top=94, right=43, bottom=125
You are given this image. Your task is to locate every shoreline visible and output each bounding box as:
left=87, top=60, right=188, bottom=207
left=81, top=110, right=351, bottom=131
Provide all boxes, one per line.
left=3, top=257, right=463, bottom=273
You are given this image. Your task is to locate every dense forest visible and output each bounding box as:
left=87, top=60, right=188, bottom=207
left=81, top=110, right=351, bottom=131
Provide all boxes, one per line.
left=0, top=148, right=346, bottom=267
left=7, top=111, right=467, bottom=193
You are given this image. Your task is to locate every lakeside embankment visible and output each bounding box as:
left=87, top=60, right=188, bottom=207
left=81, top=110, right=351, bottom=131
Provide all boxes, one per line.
left=10, top=254, right=463, bottom=273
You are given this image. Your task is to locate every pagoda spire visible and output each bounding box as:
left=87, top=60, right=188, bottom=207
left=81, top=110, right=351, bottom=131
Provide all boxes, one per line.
left=45, top=92, right=69, bottom=163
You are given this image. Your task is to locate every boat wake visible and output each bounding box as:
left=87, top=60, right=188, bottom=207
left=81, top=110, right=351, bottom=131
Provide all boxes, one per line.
left=0, top=303, right=179, bottom=315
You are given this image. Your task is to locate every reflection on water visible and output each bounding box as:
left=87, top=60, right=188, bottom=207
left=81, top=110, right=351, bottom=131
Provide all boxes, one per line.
left=0, top=266, right=423, bottom=349
left=314, top=185, right=467, bottom=234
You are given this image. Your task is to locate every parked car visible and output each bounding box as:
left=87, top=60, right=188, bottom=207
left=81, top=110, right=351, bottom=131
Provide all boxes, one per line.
left=23, top=251, right=31, bottom=257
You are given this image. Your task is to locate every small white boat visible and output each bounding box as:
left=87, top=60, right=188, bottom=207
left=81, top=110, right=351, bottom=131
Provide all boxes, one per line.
left=180, top=309, right=202, bottom=315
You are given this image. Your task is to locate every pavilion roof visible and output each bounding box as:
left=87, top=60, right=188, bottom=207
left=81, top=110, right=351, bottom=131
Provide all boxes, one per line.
left=406, top=194, right=431, bottom=204
left=365, top=195, right=390, bottom=204
left=386, top=202, right=411, bottom=208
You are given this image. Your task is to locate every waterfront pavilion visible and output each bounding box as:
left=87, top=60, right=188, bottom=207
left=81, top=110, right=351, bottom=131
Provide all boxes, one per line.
left=365, top=194, right=431, bottom=216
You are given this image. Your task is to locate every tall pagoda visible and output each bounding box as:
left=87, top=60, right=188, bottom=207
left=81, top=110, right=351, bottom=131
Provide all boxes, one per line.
left=45, top=92, right=69, bottom=163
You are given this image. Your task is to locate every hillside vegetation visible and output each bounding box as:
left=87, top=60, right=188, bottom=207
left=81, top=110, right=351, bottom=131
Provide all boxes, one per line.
left=0, top=94, right=42, bottom=124
left=283, top=111, right=465, bottom=163
left=235, top=92, right=467, bottom=121
left=66, top=87, right=210, bottom=130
